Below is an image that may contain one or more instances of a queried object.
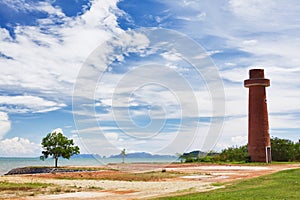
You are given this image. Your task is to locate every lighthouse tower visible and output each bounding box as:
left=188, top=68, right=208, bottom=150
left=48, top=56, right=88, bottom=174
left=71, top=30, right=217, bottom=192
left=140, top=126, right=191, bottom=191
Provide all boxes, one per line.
left=244, top=69, right=271, bottom=163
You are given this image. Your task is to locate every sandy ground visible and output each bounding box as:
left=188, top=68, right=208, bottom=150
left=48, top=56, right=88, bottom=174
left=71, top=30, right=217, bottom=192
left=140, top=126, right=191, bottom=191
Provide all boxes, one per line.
left=1, top=163, right=299, bottom=200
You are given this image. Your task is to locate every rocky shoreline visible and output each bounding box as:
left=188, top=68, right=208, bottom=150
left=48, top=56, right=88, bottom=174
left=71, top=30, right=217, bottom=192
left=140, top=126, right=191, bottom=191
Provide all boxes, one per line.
left=5, top=167, right=90, bottom=175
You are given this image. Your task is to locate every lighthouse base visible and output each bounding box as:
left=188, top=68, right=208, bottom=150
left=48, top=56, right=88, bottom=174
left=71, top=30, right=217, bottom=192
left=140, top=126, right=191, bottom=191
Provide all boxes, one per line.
left=248, top=145, right=271, bottom=163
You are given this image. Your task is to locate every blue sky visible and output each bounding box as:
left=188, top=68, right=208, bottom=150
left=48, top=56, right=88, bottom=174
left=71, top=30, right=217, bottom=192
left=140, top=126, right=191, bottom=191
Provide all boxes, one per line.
left=0, top=0, right=299, bottom=157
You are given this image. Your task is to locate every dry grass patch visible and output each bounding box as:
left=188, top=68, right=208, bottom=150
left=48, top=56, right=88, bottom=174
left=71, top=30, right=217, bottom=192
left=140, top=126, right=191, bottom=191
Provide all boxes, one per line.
left=30, top=170, right=185, bottom=181
left=0, top=180, right=102, bottom=199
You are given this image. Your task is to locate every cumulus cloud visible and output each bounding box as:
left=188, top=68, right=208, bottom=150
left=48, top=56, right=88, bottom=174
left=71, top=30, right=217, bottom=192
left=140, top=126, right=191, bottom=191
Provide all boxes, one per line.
left=0, top=137, right=40, bottom=157
left=0, top=0, right=121, bottom=97
left=0, top=0, right=126, bottom=156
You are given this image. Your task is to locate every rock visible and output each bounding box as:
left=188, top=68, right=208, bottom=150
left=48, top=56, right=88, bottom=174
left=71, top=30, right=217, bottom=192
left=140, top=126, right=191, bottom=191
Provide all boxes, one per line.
left=4, top=167, right=88, bottom=175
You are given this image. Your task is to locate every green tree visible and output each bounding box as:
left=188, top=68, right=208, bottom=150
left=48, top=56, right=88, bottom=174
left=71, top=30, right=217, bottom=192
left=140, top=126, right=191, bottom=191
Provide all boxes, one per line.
left=121, top=148, right=126, bottom=163
left=40, top=130, right=80, bottom=167
left=293, top=140, right=300, bottom=161
left=271, top=137, right=294, bottom=161
left=219, top=145, right=248, bottom=162
left=176, top=153, right=186, bottom=163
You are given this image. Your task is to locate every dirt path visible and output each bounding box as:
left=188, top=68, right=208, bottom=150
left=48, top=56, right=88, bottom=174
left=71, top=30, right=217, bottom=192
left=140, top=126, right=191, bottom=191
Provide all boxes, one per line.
left=1, top=163, right=299, bottom=200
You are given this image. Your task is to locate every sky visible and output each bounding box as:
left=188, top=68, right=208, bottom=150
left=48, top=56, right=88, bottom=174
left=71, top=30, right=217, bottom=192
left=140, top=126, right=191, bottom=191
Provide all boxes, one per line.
left=0, top=0, right=299, bottom=157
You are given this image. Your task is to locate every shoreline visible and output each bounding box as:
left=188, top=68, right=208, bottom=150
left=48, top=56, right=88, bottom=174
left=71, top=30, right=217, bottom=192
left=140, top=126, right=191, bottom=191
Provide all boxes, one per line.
left=0, top=157, right=178, bottom=176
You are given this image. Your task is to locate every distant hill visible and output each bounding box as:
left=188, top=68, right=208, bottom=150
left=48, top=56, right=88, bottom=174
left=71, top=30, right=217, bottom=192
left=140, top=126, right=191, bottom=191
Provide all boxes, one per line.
left=109, top=152, right=177, bottom=159
left=71, top=151, right=216, bottom=159
left=71, top=154, right=101, bottom=159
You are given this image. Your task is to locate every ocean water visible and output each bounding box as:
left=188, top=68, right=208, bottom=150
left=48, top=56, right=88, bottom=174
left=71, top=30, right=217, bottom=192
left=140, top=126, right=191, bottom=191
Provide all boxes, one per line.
left=0, top=157, right=177, bottom=175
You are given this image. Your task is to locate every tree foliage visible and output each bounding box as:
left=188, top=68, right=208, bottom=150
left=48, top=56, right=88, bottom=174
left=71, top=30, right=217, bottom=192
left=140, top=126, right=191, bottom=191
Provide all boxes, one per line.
left=219, top=145, right=249, bottom=162
left=177, top=151, right=220, bottom=163
left=121, top=148, right=126, bottom=163
left=294, top=141, right=300, bottom=161
left=40, top=130, right=80, bottom=167
left=271, top=137, right=300, bottom=162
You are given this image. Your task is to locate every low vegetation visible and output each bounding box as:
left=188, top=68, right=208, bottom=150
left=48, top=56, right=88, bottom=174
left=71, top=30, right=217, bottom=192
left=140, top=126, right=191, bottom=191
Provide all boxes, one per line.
left=271, top=137, right=300, bottom=161
left=0, top=181, right=68, bottom=199
left=179, top=137, right=300, bottom=163
left=156, top=168, right=300, bottom=200
left=0, top=179, right=104, bottom=199
left=0, top=181, right=52, bottom=191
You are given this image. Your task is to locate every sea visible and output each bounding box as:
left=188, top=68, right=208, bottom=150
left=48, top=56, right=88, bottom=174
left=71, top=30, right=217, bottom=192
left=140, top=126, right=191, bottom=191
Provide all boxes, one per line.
left=0, top=157, right=177, bottom=175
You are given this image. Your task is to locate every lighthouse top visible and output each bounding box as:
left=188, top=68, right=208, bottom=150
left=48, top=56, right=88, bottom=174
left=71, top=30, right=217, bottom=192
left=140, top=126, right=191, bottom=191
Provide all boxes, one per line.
left=244, top=69, right=270, bottom=88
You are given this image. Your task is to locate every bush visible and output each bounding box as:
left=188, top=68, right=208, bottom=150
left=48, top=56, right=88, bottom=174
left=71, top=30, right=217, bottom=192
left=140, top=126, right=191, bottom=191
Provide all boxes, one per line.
left=219, top=145, right=248, bottom=162
left=271, top=137, right=300, bottom=162
left=198, top=156, right=214, bottom=162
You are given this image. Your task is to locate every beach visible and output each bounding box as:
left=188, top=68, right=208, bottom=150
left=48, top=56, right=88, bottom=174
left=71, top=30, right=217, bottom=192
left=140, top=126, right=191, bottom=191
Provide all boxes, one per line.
left=1, top=163, right=299, bottom=199
left=0, top=157, right=177, bottom=175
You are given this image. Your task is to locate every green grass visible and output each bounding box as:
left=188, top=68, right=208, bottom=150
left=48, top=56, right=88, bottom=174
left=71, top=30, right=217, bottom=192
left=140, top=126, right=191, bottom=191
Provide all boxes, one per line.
left=156, top=168, right=300, bottom=200
left=0, top=181, right=52, bottom=191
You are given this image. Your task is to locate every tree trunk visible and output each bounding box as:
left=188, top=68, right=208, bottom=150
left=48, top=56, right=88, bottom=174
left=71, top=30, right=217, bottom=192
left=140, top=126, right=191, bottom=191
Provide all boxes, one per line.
left=55, top=157, right=58, bottom=168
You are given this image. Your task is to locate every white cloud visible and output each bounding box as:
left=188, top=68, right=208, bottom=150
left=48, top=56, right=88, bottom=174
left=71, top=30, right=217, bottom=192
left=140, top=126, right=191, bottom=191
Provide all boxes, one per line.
left=0, top=112, right=11, bottom=139
left=0, top=0, right=122, bottom=96
left=242, top=39, right=257, bottom=46
left=51, top=128, right=63, bottom=134
left=167, top=0, right=300, bottom=149
left=1, top=0, right=299, bottom=155
left=71, top=126, right=112, bottom=134
left=231, top=135, right=247, bottom=145
left=1, top=0, right=35, bottom=12
left=104, top=132, right=119, bottom=141
left=0, top=137, right=40, bottom=157
left=270, top=114, right=300, bottom=130
left=176, top=12, right=207, bottom=22
left=222, top=116, right=247, bottom=137
left=0, top=95, right=66, bottom=113
left=228, top=0, right=276, bottom=20
left=161, top=51, right=182, bottom=61
left=70, top=25, right=226, bottom=155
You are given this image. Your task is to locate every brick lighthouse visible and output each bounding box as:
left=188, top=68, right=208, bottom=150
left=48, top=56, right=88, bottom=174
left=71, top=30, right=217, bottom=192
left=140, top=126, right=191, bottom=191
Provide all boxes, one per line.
left=244, top=69, right=271, bottom=163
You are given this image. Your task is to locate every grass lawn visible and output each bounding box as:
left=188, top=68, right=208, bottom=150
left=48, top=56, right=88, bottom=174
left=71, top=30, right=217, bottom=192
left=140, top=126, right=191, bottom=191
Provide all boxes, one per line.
left=157, top=168, right=300, bottom=200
